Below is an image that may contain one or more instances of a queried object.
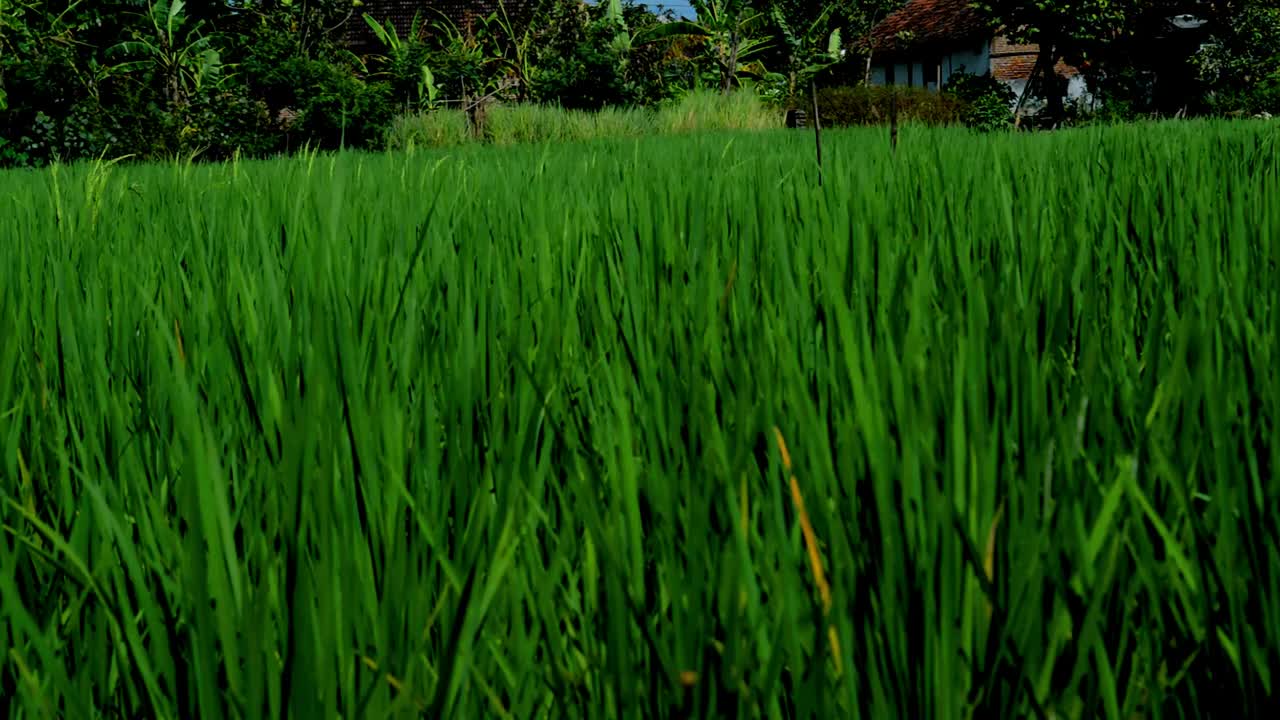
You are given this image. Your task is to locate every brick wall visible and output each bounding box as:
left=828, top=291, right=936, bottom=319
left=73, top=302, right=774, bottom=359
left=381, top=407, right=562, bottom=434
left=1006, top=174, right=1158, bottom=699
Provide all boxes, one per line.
left=990, top=35, right=1079, bottom=82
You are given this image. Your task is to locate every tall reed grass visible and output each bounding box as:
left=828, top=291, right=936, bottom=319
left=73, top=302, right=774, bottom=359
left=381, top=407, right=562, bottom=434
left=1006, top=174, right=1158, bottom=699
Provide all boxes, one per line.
left=1, top=121, right=1278, bottom=719
left=388, top=89, right=782, bottom=149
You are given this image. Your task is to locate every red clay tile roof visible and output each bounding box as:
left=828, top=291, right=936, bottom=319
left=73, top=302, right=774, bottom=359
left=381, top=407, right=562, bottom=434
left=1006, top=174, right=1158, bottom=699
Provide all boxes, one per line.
left=867, top=0, right=993, bottom=56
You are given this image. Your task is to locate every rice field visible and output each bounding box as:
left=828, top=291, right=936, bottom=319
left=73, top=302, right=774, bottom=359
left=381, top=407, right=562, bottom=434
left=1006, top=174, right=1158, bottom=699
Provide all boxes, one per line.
left=1, top=121, right=1278, bottom=719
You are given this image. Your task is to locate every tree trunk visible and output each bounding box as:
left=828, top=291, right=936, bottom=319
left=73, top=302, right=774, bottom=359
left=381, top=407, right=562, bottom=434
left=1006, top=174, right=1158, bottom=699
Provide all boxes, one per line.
left=168, top=74, right=181, bottom=109
left=1013, top=49, right=1048, bottom=126
left=811, top=81, right=823, bottom=186
left=463, top=79, right=478, bottom=139
left=1042, top=45, right=1065, bottom=121
left=889, top=90, right=899, bottom=151
left=723, top=29, right=740, bottom=94
left=472, top=99, right=488, bottom=139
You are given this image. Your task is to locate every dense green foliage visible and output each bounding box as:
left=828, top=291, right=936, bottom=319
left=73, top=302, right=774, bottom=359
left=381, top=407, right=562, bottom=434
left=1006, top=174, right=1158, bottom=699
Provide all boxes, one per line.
left=0, top=0, right=394, bottom=163
left=523, top=0, right=678, bottom=109
left=3, top=122, right=1280, bottom=718
left=969, top=1, right=1280, bottom=118
left=1196, top=0, right=1280, bottom=116
left=4, top=1, right=1278, bottom=165
left=945, top=70, right=1018, bottom=131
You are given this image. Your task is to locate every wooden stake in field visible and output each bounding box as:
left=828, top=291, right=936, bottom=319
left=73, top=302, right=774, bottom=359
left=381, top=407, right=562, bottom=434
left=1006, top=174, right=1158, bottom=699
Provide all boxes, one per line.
left=811, top=82, right=824, bottom=187
left=889, top=90, right=899, bottom=153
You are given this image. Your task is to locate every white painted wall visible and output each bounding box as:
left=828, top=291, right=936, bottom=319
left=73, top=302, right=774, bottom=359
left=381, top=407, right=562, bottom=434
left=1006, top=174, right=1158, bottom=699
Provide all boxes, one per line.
left=1005, top=79, right=1029, bottom=102
left=1006, top=75, right=1091, bottom=100
left=1067, top=75, right=1089, bottom=101
left=942, top=44, right=991, bottom=86
left=1004, top=75, right=1096, bottom=114
left=870, top=42, right=991, bottom=90
left=868, top=40, right=1101, bottom=115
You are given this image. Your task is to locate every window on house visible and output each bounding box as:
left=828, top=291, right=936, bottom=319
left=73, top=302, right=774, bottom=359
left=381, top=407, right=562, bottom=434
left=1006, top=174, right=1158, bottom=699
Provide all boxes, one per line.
left=886, top=64, right=895, bottom=86
left=924, top=58, right=939, bottom=90
left=907, top=63, right=914, bottom=87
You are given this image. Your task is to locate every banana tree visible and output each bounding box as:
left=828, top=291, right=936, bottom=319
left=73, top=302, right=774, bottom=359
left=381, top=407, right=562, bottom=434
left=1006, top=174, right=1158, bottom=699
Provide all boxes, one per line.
left=489, top=0, right=540, bottom=101
left=634, top=0, right=772, bottom=93
left=767, top=4, right=844, bottom=107
left=594, top=0, right=647, bottom=88
left=603, top=0, right=636, bottom=55
left=362, top=12, right=441, bottom=110
left=107, top=0, right=223, bottom=109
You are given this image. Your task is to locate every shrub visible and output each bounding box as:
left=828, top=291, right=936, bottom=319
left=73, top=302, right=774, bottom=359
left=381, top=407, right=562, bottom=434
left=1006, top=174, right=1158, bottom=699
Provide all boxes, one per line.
left=22, top=102, right=125, bottom=164
left=236, top=21, right=396, bottom=152
left=1201, top=69, right=1280, bottom=118
left=259, top=56, right=395, bottom=150
left=1193, top=1, right=1280, bottom=117
left=814, top=86, right=965, bottom=127
left=0, top=39, right=129, bottom=165
left=0, top=137, right=28, bottom=167
left=527, top=0, right=677, bottom=110
left=177, top=85, right=276, bottom=159
left=944, top=70, right=1016, bottom=132
left=531, top=14, right=636, bottom=111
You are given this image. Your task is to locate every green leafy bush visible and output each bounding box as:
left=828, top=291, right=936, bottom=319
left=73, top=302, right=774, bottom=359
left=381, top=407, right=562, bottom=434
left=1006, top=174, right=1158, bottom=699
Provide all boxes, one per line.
left=240, top=49, right=395, bottom=151
left=0, top=1, right=403, bottom=165
left=0, top=37, right=98, bottom=165
left=1195, top=1, right=1280, bottom=116
left=177, top=85, right=276, bottom=159
left=944, top=70, right=1016, bottom=132
left=527, top=1, right=636, bottom=110
left=23, top=103, right=124, bottom=164
left=531, top=23, right=635, bottom=110
left=291, top=60, right=395, bottom=150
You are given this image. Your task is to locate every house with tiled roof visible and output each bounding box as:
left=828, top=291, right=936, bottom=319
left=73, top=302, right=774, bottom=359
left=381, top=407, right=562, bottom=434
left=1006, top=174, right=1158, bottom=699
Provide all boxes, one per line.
left=343, top=1, right=537, bottom=54
left=864, top=0, right=1087, bottom=108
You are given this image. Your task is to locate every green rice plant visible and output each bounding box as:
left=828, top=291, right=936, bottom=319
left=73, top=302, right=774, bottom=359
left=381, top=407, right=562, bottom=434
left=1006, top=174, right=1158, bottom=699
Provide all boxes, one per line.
left=0, top=120, right=1278, bottom=719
